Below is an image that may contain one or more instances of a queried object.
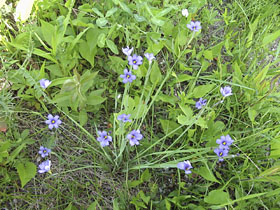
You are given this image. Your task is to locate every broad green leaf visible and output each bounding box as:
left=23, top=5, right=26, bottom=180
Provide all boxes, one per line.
left=160, top=119, right=183, bottom=137
left=191, top=84, right=215, bottom=98
left=87, top=91, right=106, bottom=105
left=96, top=18, right=108, bottom=27
left=179, top=103, right=193, bottom=117
left=203, top=50, right=213, bottom=60
left=248, top=107, right=257, bottom=123
left=16, top=161, right=36, bottom=187
left=196, top=166, right=220, bottom=183
left=87, top=201, right=98, bottom=210
left=151, top=17, right=165, bottom=26
left=150, top=62, right=162, bottom=84
left=79, top=111, right=88, bottom=126
left=195, top=117, right=208, bottom=128
left=139, top=191, right=150, bottom=205
left=106, top=39, right=119, bottom=54
left=177, top=114, right=193, bottom=125
left=204, top=190, right=230, bottom=204
left=263, top=29, right=280, bottom=46
left=141, top=169, right=151, bottom=182
left=119, top=1, right=132, bottom=15
left=270, top=138, right=280, bottom=159
left=106, top=8, right=118, bottom=17
left=92, top=7, right=104, bottom=17
left=97, top=33, right=106, bottom=48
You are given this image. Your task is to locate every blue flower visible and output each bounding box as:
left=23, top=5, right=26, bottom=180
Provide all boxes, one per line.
left=117, top=114, right=132, bottom=123
left=144, top=53, right=155, bottom=63
left=122, top=46, right=133, bottom=56
left=38, top=146, right=51, bottom=158
left=177, top=160, right=193, bottom=174
left=40, top=79, right=51, bottom=89
left=216, top=135, right=234, bottom=150
left=127, top=130, right=143, bottom=146
left=128, top=54, right=143, bottom=70
left=120, top=69, right=136, bottom=83
left=187, top=21, right=202, bottom=32
left=97, top=131, right=112, bottom=147
left=38, top=160, right=51, bottom=174
left=214, top=148, right=229, bottom=162
left=195, top=98, right=207, bottom=109
left=45, top=114, right=62, bottom=130
left=220, top=86, right=232, bottom=97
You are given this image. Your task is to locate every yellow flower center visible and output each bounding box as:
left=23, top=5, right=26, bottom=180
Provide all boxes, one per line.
left=126, top=75, right=130, bottom=78
left=105, top=136, right=107, bottom=139
left=133, top=60, right=137, bottom=64
left=51, top=120, right=55, bottom=124
left=219, top=152, right=223, bottom=156
left=222, top=141, right=226, bottom=145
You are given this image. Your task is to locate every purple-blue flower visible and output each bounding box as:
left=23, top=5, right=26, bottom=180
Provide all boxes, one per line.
left=177, top=160, right=193, bottom=174
left=216, top=135, right=234, bottom=150
left=97, top=131, right=112, bottom=147
left=38, top=146, right=51, bottom=158
left=127, top=130, right=143, bottom=146
left=40, top=79, right=51, bottom=89
left=38, top=160, right=51, bottom=174
left=120, top=69, right=136, bottom=83
left=187, top=21, right=202, bottom=32
left=128, top=54, right=143, bottom=70
left=117, top=114, right=132, bottom=123
left=45, top=114, right=62, bottom=130
left=122, top=46, right=134, bottom=56
left=195, top=98, right=207, bottom=109
left=220, top=86, right=232, bottom=97
left=214, top=148, right=229, bottom=162
left=144, top=53, right=155, bottom=63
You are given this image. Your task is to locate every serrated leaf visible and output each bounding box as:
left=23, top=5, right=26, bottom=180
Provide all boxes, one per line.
left=16, top=161, right=36, bottom=188
left=195, top=117, right=208, bottom=128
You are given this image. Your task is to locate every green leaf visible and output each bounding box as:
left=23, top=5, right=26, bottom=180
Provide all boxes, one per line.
left=196, top=166, right=220, bottom=183
left=141, top=169, right=151, bottom=182
left=150, top=62, right=162, bottom=84
left=177, top=115, right=193, bottom=125
left=151, top=17, right=165, bottom=26
left=16, top=161, right=36, bottom=188
left=106, top=8, right=118, bottom=17
left=204, top=190, right=230, bottom=204
left=87, top=201, right=98, bottom=210
left=160, top=119, right=183, bottom=137
left=262, top=29, right=280, bottom=46
left=79, top=111, right=88, bottom=126
left=203, top=50, right=213, bottom=60
left=139, top=191, right=150, bottom=205
left=96, top=18, right=108, bottom=27
left=87, top=91, right=106, bottom=105
left=191, top=84, right=215, bottom=98
left=92, top=7, right=104, bottom=17
left=195, top=117, right=208, bottom=128
left=106, top=39, right=119, bottom=54
left=119, top=1, right=132, bottom=15
left=97, top=33, right=106, bottom=48
left=270, top=138, right=280, bottom=159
